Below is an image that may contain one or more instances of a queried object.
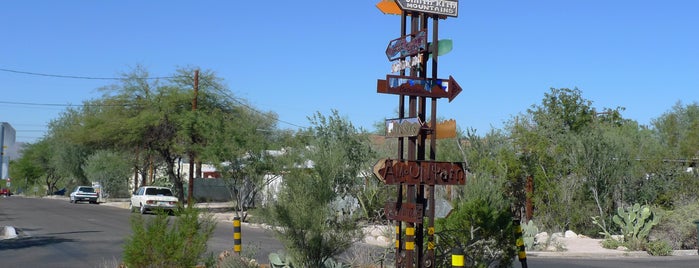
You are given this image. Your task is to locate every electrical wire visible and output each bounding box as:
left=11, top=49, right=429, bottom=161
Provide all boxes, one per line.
left=0, top=67, right=185, bottom=80
left=0, top=67, right=307, bottom=129
left=199, top=79, right=307, bottom=129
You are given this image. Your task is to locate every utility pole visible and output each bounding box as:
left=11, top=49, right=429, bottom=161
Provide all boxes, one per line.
left=188, top=69, right=199, bottom=207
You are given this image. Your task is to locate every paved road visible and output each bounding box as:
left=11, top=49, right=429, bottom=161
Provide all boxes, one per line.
left=0, top=196, right=283, bottom=268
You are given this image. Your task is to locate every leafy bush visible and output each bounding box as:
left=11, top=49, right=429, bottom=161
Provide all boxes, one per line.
left=435, top=197, right=515, bottom=268
left=646, top=240, right=673, bottom=256
left=601, top=238, right=621, bottom=249
left=122, top=206, right=216, bottom=268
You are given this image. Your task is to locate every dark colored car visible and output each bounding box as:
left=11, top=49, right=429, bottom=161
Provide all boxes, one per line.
left=0, top=188, right=12, bottom=197
left=69, top=186, right=99, bottom=204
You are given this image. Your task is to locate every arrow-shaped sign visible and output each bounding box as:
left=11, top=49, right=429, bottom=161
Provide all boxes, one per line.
left=373, top=158, right=466, bottom=185
left=376, top=0, right=402, bottom=15
left=394, top=0, right=459, bottom=18
left=377, top=75, right=463, bottom=102
left=385, top=117, right=423, bottom=138
left=385, top=30, right=427, bottom=61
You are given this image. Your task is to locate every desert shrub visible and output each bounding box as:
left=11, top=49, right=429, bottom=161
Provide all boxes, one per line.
left=601, top=238, right=622, bottom=249
left=650, top=202, right=699, bottom=249
left=217, top=242, right=261, bottom=268
left=122, top=206, right=216, bottom=268
left=646, top=240, right=673, bottom=256
left=435, top=197, right=515, bottom=268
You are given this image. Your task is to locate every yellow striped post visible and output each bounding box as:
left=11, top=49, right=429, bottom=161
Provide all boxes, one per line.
left=451, top=247, right=464, bottom=267
left=405, top=227, right=415, bottom=250
left=513, top=219, right=528, bottom=268
left=233, top=216, right=241, bottom=254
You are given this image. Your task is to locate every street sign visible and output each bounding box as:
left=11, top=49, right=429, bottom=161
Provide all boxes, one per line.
left=386, top=117, right=423, bottom=138
left=425, top=119, right=457, bottom=139
left=394, top=0, right=459, bottom=18
left=373, top=158, right=466, bottom=185
left=386, top=30, right=428, bottom=61
left=385, top=202, right=424, bottom=223
left=434, top=197, right=454, bottom=218
left=377, top=75, right=463, bottom=102
left=376, top=0, right=402, bottom=15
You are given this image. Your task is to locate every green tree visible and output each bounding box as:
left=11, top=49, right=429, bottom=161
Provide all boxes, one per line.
left=262, top=110, right=373, bottom=267
left=508, top=88, right=627, bottom=232
left=198, top=96, right=282, bottom=220
left=76, top=66, right=244, bottom=203
left=435, top=130, right=516, bottom=268
left=9, top=141, right=47, bottom=194
left=652, top=101, right=699, bottom=158
left=83, top=150, right=132, bottom=198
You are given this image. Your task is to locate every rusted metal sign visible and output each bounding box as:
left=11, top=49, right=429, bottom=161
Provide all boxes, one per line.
left=377, top=75, right=463, bottom=102
left=395, top=0, right=459, bottom=18
left=386, top=30, right=428, bottom=61
left=373, top=158, right=466, bottom=185
left=386, top=117, right=423, bottom=138
left=425, top=119, right=457, bottom=139
left=385, top=202, right=424, bottom=223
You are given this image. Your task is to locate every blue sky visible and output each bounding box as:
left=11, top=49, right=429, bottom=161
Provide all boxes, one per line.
left=1, top=1, right=697, bottom=143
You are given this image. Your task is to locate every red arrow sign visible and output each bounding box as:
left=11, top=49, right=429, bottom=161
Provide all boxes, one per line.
left=377, top=75, right=462, bottom=102
left=385, top=30, right=427, bottom=61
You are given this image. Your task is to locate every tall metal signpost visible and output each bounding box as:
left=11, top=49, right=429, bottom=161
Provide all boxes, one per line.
left=375, top=1, right=463, bottom=267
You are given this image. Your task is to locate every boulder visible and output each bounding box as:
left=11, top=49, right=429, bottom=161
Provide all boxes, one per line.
left=564, top=230, right=577, bottom=238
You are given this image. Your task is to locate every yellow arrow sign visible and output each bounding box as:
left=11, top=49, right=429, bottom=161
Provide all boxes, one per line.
left=426, top=119, right=457, bottom=139
left=376, top=0, right=401, bottom=15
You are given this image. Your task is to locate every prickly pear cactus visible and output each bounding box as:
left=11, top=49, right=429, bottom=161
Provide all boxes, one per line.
left=612, top=203, right=660, bottom=243
left=522, top=220, right=539, bottom=250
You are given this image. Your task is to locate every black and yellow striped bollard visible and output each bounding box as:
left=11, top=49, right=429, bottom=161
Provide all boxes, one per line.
left=233, top=216, right=241, bottom=254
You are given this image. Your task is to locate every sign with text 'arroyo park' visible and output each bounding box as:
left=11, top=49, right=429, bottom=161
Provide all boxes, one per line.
left=395, top=0, right=459, bottom=18
left=377, top=75, right=463, bottom=102
left=373, top=158, right=466, bottom=185
left=386, top=117, right=423, bottom=138
left=385, top=30, right=427, bottom=61
left=385, top=202, right=424, bottom=223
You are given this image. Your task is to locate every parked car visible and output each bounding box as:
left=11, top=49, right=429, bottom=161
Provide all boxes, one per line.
left=130, top=186, right=179, bottom=214
left=69, top=186, right=99, bottom=204
left=0, top=188, right=12, bottom=197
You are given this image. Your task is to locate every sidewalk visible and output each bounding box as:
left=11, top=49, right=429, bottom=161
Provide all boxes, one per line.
left=528, top=236, right=698, bottom=258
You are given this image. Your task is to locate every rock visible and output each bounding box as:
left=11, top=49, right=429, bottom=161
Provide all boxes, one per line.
left=564, top=230, right=577, bottom=238
left=535, top=232, right=549, bottom=244
left=1, top=226, right=17, bottom=239
left=551, top=232, right=564, bottom=241
left=546, top=245, right=559, bottom=251
left=376, top=235, right=393, bottom=246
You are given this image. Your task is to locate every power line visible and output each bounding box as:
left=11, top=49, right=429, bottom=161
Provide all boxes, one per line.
left=0, top=100, right=138, bottom=108
left=0, top=67, right=184, bottom=80
left=0, top=100, right=77, bottom=107
left=199, top=79, right=307, bottom=129
left=0, top=67, right=307, bottom=129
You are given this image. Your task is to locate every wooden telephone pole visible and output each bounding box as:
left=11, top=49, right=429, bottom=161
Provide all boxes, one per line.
left=188, top=69, right=199, bottom=207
